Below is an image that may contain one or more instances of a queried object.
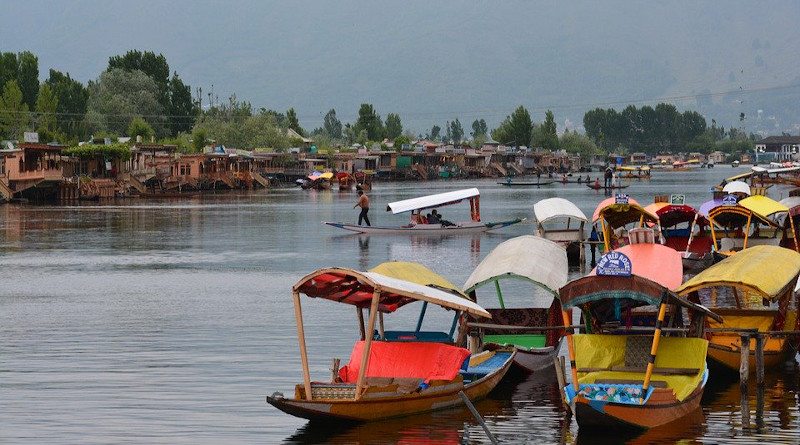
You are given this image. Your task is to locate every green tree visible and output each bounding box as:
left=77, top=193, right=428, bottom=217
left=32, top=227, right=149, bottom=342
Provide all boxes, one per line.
left=430, top=124, right=441, bottom=141
left=17, top=51, right=39, bottom=110
left=108, top=50, right=170, bottom=109
left=450, top=119, right=464, bottom=143
left=323, top=109, right=342, bottom=139
left=394, top=135, right=410, bottom=150
left=471, top=119, right=487, bottom=137
left=538, top=110, right=558, bottom=150
left=191, top=126, right=208, bottom=153
left=168, top=72, right=196, bottom=135
left=354, top=104, right=383, bottom=141
left=286, top=107, right=304, bottom=136
left=35, top=83, right=58, bottom=134
left=559, top=130, right=599, bottom=155
left=385, top=113, right=402, bottom=139
left=85, top=68, right=165, bottom=137
left=45, top=69, right=89, bottom=139
left=128, top=116, right=154, bottom=141
left=493, top=106, right=532, bottom=147
left=0, top=53, right=18, bottom=90
left=0, top=80, right=31, bottom=140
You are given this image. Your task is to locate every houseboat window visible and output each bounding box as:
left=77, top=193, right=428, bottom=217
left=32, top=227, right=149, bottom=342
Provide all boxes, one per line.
left=180, top=165, right=191, bottom=175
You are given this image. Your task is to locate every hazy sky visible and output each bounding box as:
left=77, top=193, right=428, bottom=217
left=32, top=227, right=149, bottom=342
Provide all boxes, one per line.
left=4, top=1, right=799, bottom=133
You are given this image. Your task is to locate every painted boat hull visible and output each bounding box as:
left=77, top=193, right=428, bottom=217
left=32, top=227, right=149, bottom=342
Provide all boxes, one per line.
left=510, top=340, right=562, bottom=374
left=573, top=382, right=705, bottom=430
left=707, top=339, right=793, bottom=373
left=267, top=350, right=515, bottom=422
left=323, top=219, right=522, bottom=235
left=498, top=181, right=555, bottom=187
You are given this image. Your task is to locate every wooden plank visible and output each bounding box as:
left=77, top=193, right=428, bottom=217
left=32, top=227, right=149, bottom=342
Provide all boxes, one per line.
left=611, top=366, right=701, bottom=375
left=355, top=289, right=381, bottom=400
left=754, top=335, right=765, bottom=387
left=740, top=334, right=750, bottom=386
left=293, top=290, right=313, bottom=400
left=467, top=322, right=583, bottom=332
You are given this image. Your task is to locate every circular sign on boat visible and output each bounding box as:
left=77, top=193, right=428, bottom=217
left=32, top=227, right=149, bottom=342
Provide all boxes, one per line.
left=615, top=193, right=629, bottom=204
left=722, top=194, right=738, bottom=206
left=597, top=251, right=632, bottom=277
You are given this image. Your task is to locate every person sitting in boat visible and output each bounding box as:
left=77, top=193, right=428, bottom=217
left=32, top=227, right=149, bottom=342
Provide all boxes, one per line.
left=594, top=178, right=601, bottom=188
left=427, top=212, right=439, bottom=224
left=432, top=209, right=455, bottom=227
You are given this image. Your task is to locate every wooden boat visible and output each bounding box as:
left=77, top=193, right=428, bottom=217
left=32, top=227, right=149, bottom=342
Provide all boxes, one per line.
left=337, top=172, right=355, bottom=191
left=587, top=183, right=630, bottom=190
left=677, top=245, right=800, bottom=374
left=497, top=179, right=556, bottom=187
left=324, top=188, right=523, bottom=234
left=462, top=236, right=569, bottom=374
left=644, top=200, right=713, bottom=272
left=267, top=263, right=516, bottom=422
left=616, top=165, right=651, bottom=179
left=533, top=197, right=588, bottom=266
left=701, top=194, right=796, bottom=261
left=560, top=244, right=721, bottom=430
left=592, top=195, right=660, bottom=253
left=778, top=196, right=800, bottom=249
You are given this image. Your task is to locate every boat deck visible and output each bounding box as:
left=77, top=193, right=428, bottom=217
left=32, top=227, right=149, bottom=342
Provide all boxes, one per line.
left=460, top=351, right=512, bottom=382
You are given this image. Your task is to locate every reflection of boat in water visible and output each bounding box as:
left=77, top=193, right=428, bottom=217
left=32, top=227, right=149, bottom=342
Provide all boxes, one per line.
left=267, top=263, right=515, bottom=422
left=463, top=236, right=569, bottom=375
left=324, top=188, right=522, bottom=235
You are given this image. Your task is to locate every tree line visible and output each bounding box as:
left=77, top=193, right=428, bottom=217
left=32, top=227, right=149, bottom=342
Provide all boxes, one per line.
left=0, top=49, right=755, bottom=157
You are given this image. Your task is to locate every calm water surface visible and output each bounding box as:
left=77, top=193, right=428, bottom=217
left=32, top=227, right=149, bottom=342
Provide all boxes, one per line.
left=2, top=167, right=798, bottom=444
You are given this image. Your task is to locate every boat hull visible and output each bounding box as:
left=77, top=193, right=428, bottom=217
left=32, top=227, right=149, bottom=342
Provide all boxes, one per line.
left=323, top=219, right=522, bottom=235
left=510, top=341, right=561, bottom=374
left=707, top=340, right=793, bottom=373
left=498, top=181, right=555, bottom=187
left=573, top=383, right=705, bottom=430
left=586, top=184, right=629, bottom=190
left=267, top=350, right=515, bottom=422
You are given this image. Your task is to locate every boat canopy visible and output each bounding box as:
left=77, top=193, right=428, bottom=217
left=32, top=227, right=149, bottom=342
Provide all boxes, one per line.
left=677, top=245, right=800, bottom=300
left=720, top=171, right=754, bottom=186
left=644, top=202, right=702, bottom=227
left=294, top=266, right=491, bottom=317
left=560, top=274, right=721, bottom=322
left=708, top=202, right=773, bottom=227
left=752, top=165, right=800, bottom=174
left=779, top=196, right=800, bottom=217
left=590, top=243, right=683, bottom=291
left=617, top=165, right=651, bottom=171
left=369, top=261, right=469, bottom=299
left=698, top=198, right=724, bottom=218
left=463, top=235, right=568, bottom=296
left=739, top=195, right=788, bottom=219
left=534, top=198, right=587, bottom=224
left=387, top=188, right=480, bottom=214
left=592, top=196, right=659, bottom=227
left=722, top=181, right=751, bottom=196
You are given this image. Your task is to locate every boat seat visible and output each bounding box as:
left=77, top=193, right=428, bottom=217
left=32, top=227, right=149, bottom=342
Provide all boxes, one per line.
left=338, top=340, right=471, bottom=384
left=460, top=351, right=512, bottom=382
left=381, top=330, right=452, bottom=343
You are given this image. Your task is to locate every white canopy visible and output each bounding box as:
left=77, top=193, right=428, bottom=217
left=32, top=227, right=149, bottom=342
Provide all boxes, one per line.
left=779, top=196, right=800, bottom=210
left=533, top=197, right=587, bottom=224
left=752, top=165, right=800, bottom=174
left=722, top=181, right=751, bottom=195
left=462, top=235, right=568, bottom=295
left=387, top=188, right=479, bottom=214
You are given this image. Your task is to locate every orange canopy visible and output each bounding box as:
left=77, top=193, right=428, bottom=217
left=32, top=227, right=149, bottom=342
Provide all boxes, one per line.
left=592, top=196, right=659, bottom=227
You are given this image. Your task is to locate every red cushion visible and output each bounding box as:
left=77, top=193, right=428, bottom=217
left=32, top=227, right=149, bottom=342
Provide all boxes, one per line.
left=338, top=340, right=471, bottom=383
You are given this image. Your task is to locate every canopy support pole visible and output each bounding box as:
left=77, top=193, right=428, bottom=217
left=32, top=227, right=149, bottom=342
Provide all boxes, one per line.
left=494, top=280, right=505, bottom=309
left=710, top=216, right=718, bottom=251
left=600, top=218, right=609, bottom=252
left=449, top=311, right=461, bottom=339
left=743, top=212, right=752, bottom=249
left=415, top=301, right=429, bottom=332
left=643, top=294, right=668, bottom=391
left=562, top=310, right=579, bottom=392
left=293, top=290, right=313, bottom=400
left=355, top=289, right=381, bottom=400
left=357, top=307, right=366, bottom=340
left=791, top=214, right=799, bottom=253
left=685, top=213, right=699, bottom=255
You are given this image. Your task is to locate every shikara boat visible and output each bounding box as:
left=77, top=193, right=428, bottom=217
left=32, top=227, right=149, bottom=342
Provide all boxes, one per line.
left=677, top=245, right=800, bottom=374
left=587, top=183, right=630, bottom=190
left=534, top=197, right=588, bottom=265
left=778, top=196, right=800, bottom=249
left=702, top=194, right=796, bottom=261
left=324, top=188, right=522, bottom=234
left=337, top=172, right=356, bottom=191
left=616, top=165, right=651, bottom=179
left=560, top=244, right=721, bottom=430
left=644, top=200, right=713, bottom=272
left=497, top=179, right=556, bottom=187
left=462, top=236, right=569, bottom=374
left=592, top=195, right=660, bottom=252
left=267, top=264, right=516, bottom=422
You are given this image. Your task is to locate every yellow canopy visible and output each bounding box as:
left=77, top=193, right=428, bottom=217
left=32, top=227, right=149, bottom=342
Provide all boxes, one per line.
left=677, top=245, right=800, bottom=300
left=738, top=195, right=788, bottom=218
left=369, top=261, right=469, bottom=299
left=318, top=172, right=334, bottom=180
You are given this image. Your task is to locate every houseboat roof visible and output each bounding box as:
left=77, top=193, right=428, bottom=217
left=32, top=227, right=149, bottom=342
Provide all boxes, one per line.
left=534, top=197, right=587, bottom=224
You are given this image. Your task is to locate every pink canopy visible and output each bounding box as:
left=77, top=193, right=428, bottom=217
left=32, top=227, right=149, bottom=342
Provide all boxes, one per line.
left=591, top=243, right=683, bottom=290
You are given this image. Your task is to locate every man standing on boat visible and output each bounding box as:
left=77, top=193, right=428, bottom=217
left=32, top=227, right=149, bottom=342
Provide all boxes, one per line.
left=354, top=190, right=371, bottom=226
left=604, top=165, right=613, bottom=188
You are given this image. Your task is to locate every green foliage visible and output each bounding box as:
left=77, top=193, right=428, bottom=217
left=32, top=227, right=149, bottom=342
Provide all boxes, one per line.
left=354, top=104, right=384, bottom=141
left=430, top=125, right=441, bottom=141
left=85, top=68, right=165, bottom=137
left=128, top=116, right=154, bottom=141
left=35, top=83, right=58, bottom=133
left=160, top=132, right=192, bottom=153
left=45, top=69, right=89, bottom=139
left=559, top=130, right=600, bottom=155
left=191, top=126, right=208, bottom=153
left=0, top=80, right=31, bottom=140
left=385, top=113, right=402, bottom=139
left=192, top=110, right=290, bottom=150
left=64, top=142, right=132, bottom=160
left=583, top=103, right=707, bottom=153
left=168, top=72, right=197, bottom=135
left=17, top=51, right=39, bottom=110
left=493, top=106, right=532, bottom=147
left=108, top=50, right=170, bottom=108
left=286, top=107, right=304, bottom=136
left=536, top=110, right=558, bottom=150
left=0, top=52, right=19, bottom=90
left=394, top=135, right=411, bottom=149
left=449, top=119, right=464, bottom=143
left=323, top=109, right=342, bottom=139
left=471, top=119, right=487, bottom=137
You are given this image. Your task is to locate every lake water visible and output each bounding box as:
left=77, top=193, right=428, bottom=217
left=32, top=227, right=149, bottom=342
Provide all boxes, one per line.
left=1, top=167, right=798, bottom=444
